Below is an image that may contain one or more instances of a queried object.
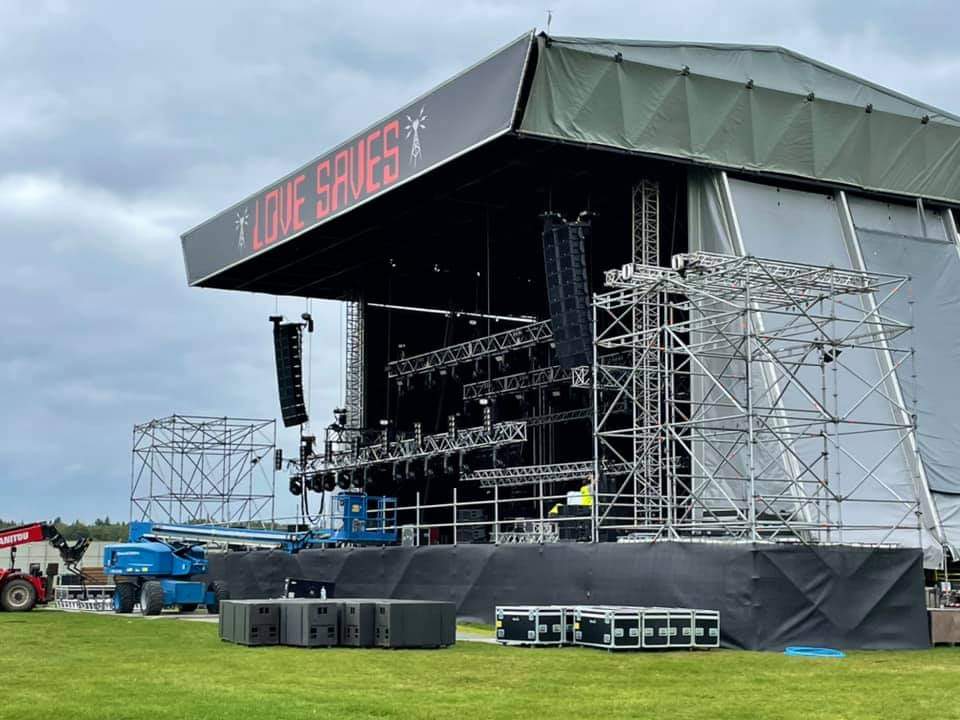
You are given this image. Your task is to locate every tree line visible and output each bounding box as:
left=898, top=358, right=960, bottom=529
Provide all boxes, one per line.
left=0, top=517, right=129, bottom=541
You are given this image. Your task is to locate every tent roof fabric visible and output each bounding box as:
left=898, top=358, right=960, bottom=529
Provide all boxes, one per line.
left=519, top=36, right=960, bottom=205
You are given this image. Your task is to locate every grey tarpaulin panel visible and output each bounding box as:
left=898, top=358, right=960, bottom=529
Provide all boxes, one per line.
left=727, top=179, right=923, bottom=550
left=851, top=198, right=960, bottom=555
left=854, top=225, right=959, bottom=493
left=519, top=36, right=960, bottom=204
left=204, top=542, right=928, bottom=650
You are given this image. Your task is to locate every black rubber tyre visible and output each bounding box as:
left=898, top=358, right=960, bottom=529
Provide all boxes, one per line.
left=113, top=582, right=137, bottom=614
left=140, top=581, right=164, bottom=616
left=205, top=581, right=229, bottom=615
left=1, top=578, right=37, bottom=612
left=179, top=603, right=199, bottom=614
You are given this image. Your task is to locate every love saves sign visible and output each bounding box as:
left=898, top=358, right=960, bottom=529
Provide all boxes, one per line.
left=181, top=33, right=532, bottom=286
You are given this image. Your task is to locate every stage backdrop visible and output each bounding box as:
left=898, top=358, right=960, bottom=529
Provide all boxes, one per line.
left=205, top=541, right=928, bottom=651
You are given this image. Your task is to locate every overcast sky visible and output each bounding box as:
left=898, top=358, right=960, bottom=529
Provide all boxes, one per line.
left=2, top=1, right=958, bottom=523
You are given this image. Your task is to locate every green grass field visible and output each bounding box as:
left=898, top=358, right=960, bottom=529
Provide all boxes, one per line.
left=3, top=611, right=957, bottom=720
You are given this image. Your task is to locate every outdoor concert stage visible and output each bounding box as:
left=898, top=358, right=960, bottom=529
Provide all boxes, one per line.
left=177, top=31, right=960, bottom=650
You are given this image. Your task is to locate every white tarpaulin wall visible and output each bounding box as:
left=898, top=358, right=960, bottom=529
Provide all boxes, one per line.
left=689, top=170, right=947, bottom=566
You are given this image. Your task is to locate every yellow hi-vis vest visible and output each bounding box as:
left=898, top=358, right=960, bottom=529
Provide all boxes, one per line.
left=580, top=484, right=593, bottom=507
left=548, top=503, right=562, bottom=516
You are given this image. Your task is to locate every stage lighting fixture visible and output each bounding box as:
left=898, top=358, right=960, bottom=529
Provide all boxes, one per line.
left=300, top=312, right=314, bottom=333
left=392, top=463, right=404, bottom=483
left=404, top=461, right=418, bottom=482
left=447, top=414, right=457, bottom=438
left=482, top=404, right=493, bottom=432
left=322, top=473, right=337, bottom=492
left=424, top=458, right=438, bottom=480
left=300, top=434, right=316, bottom=457
left=458, top=452, right=472, bottom=474
left=289, top=475, right=303, bottom=496
left=443, top=454, right=455, bottom=475
left=355, top=469, right=369, bottom=489
left=334, top=407, right=348, bottom=427
left=413, top=422, right=423, bottom=449
left=337, top=472, right=352, bottom=490
left=274, top=449, right=283, bottom=471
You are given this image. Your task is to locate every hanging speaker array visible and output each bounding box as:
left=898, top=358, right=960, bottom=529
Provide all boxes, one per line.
left=542, top=214, right=593, bottom=369
left=271, top=316, right=309, bottom=427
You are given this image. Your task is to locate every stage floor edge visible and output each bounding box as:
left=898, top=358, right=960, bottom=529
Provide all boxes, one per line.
left=204, top=541, right=928, bottom=650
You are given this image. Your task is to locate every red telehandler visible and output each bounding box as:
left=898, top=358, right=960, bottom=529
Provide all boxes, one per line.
left=0, top=523, right=90, bottom=612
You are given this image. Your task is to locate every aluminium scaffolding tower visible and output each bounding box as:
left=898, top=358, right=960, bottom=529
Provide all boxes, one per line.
left=130, top=415, right=277, bottom=525
left=593, top=252, right=922, bottom=545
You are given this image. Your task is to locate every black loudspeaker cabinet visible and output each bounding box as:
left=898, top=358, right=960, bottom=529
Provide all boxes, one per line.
left=340, top=600, right=377, bottom=647
left=280, top=600, right=340, bottom=648
left=542, top=214, right=593, bottom=369
left=272, top=321, right=309, bottom=427
left=219, top=600, right=281, bottom=646
left=374, top=600, right=456, bottom=648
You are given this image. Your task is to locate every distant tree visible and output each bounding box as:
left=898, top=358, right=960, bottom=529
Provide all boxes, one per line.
left=0, top=517, right=128, bottom=540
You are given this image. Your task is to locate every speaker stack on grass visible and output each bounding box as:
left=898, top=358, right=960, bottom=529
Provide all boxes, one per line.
left=495, top=605, right=720, bottom=651
left=219, top=598, right=456, bottom=649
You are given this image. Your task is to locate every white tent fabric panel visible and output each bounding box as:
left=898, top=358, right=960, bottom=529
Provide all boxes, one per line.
left=686, top=171, right=756, bottom=509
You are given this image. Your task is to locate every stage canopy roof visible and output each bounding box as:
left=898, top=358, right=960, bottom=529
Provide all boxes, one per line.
left=521, top=36, right=960, bottom=205
left=181, top=32, right=960, bottom=291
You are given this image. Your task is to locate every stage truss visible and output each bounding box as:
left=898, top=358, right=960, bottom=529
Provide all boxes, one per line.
left=593, top=252, right=922, bottom=545
left=130, top=415, right=277, bottom=524
left=344, top=300, right=366, bottom=429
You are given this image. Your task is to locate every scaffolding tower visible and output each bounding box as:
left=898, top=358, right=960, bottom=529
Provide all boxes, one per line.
left=130, top=415, right=277, bottom=524
left=594, top=252, right=921, bottom=545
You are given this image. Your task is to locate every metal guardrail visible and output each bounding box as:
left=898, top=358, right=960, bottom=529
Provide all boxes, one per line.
left=55, top=584, right=116, bottom=612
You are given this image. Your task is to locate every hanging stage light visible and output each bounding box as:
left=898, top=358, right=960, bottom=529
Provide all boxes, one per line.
left=289, top=475, right=303, bottom=496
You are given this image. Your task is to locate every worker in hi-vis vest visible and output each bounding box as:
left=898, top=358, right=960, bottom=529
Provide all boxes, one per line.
left=579, top=473, right=595, bottom=507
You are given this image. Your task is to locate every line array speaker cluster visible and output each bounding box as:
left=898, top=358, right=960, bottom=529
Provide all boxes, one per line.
left=542, top=214, right=592, bottom=369
left=271, top=318, right=309, bottom=427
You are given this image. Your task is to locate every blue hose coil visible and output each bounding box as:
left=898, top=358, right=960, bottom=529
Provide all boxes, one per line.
left=784, top=646, right=846, bottom=658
